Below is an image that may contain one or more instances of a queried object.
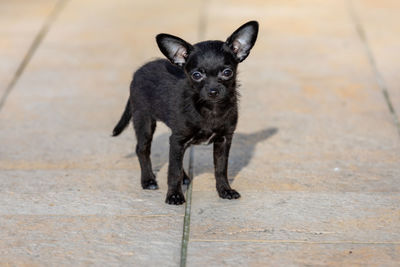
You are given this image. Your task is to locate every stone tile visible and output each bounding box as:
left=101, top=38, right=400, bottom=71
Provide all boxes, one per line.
left=0, top=0, right=56, bottom=96
left=352, top=0, right=400, bottom=123
left=189, top=191, right=400, bottom=242
left=0, top=170, right=183, bottom=216
left=0, top=215, right=183, bottom=266
left=0, top=123, right=170, bottom=170
left=187, top=242, right=400, bottom=267
left=2, top=0, right=400, bottom=266
left=0, top=0, right=204, bottom=265
left=0, top=0, right=200, bottom=169
left=192, top=125, right=400, bottom=192
left=188, top=2, right=400, bottom=265
left=191, top=0, right=400, bottom=194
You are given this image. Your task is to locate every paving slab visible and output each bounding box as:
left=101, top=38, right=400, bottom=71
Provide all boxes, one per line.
left=188, top=0, right=400, bottom=265
left=352, top=0, right=400, bottom=123
left=189, top=192, right=400, bottom=242
left=0, top=215, right=182, bottom=266
left=0, top=0, right=201, bottom=169
left=0, top=0, right=203, bottom=265
left=0, top=0, right=57, bottom=97
left=1, top=0, right=399, bottom=265
left=187, top=242, right=400, bottom=267
left=192, top=0, right=400, bottom=194
left=0, top=169, right=182, bottom=215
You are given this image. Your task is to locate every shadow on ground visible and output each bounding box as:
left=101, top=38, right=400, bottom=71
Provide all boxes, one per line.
left=194, top=127, right=278, bottom=182
left=126, top=127, right=278, bottom=181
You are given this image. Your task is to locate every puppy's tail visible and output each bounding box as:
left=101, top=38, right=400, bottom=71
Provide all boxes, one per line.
left=112, top=100, right=132, bottom=137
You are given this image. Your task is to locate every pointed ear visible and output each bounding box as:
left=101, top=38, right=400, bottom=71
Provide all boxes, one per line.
left=225, top=21, right=259, bottom=62
left=156, top=34, right=194, bottom=66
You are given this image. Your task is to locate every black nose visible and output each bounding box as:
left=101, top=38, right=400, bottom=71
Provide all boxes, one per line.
left=208, top=89, right=219, bottom=97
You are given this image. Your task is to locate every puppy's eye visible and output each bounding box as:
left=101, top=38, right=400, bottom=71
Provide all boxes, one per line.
left=191, top=71, right=203, bottom=81
left=222, top=68, right=233, bottom=78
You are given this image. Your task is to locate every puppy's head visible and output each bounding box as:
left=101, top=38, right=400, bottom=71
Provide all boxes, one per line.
left=156, top=21, right=258, bottom=102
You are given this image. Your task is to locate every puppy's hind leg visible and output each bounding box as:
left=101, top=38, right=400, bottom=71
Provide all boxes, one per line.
left=133, top=113, right=158, bottom=190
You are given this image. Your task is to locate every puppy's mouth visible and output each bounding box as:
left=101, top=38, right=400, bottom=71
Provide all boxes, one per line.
left=206, top=97, right=224, bottom=103
left=199, top=93, right=224, bottom=103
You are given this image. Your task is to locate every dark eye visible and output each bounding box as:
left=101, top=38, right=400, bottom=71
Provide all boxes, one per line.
left=191, top=71, right=203, bottom=81
left=222, top=68, right=233, bottom=78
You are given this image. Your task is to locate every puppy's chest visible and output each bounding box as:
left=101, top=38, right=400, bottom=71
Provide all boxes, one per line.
left=187, top=130, right=217, bottom=146
left=185, top=109, right=229, bottom=146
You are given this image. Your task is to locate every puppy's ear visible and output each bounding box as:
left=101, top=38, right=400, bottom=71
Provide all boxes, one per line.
left=156, top=34, right=194, bottom=66
left=225, top=21, right=259, bottom=62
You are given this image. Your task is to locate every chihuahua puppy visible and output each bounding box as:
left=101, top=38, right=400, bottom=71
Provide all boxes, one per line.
left=112, top=21, right=258, bottom=205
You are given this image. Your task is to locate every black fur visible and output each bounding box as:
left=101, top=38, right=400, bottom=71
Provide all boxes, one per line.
left=112, top=100, right=131, bottom=137
left=113, top=21, right=259, bottom=205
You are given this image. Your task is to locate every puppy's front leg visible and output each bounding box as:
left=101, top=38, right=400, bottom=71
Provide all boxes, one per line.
left=214, top=135, right=241, bottom=199
left=166, top=134, right=186, bottom=205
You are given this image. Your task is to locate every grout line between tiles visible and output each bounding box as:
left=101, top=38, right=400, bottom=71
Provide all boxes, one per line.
left=180, top=147, right=194, bottom=267
left=191, top=239, right=400, bottom=245
left=0, top=0, right=69, bottom=112
left=347, top=0, right=400, bottom=137
left=180, top=2, right=209, bottom=266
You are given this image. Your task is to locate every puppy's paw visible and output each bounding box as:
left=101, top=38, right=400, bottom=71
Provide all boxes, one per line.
left=218, top=188, right=241, bottom=200
left=142, top=179, right=159, bottom=190
left=165, top=191, right=186, bottom=205
left=182, top=171, right=191, bottom=185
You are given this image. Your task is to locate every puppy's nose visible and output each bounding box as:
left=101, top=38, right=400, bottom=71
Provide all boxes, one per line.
left=208, top=88, right=219, bottom=98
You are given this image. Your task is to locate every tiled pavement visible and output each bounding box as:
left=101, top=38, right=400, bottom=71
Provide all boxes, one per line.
left=0, top=0, right=399, bottom=266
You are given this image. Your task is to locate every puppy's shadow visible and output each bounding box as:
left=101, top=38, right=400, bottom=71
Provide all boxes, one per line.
left=194, top=127, right=278, bottom=181
left=126, top=127, right=278, bottom=181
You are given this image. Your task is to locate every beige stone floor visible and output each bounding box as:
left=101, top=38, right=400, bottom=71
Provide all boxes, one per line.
left=0, top=0, right=399, bottom=266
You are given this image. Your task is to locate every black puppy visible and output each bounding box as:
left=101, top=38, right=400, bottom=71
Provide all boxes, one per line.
left=112, top=21, right=258, bottom=205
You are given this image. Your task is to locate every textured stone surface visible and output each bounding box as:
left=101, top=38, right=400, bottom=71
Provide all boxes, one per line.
left=192, top=0, right=400, bottom=194
left=1, top=0, right=399, bottom=266
left=0, top=215, right=183, bottom=266
left=0, top=170, right=183, bottom=215
left=0, top=0, right=198, bottom=265
left=0, top=0, right=56, bottom=96
left=352, top=0, right=400, bottom=122
left=189, top=191, right=400, bottom=242
left=188, top=0, right=400, bottom=265
left=187, top=242, right=400, bottom=267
